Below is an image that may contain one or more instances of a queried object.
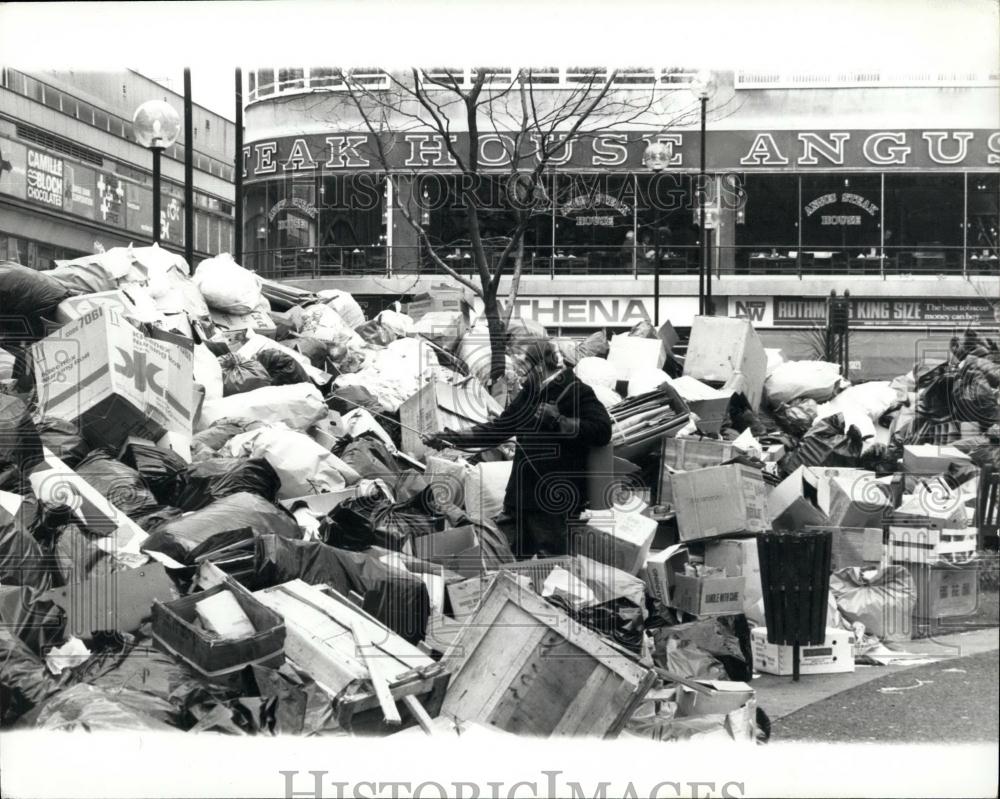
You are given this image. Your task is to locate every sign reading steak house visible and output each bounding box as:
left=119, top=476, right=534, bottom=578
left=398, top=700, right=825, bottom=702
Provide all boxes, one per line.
left=242, top=129, right=1000, bottom=179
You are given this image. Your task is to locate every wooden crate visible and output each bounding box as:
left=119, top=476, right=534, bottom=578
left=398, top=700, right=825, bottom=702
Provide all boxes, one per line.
left=441, top=572, right=656, bottom=738
left=254, top=580, right=449, bottom=734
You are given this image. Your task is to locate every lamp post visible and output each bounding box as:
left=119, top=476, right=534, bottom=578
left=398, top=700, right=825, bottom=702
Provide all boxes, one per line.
left=691, top=70, right=717, bottom=316
left=642, top=141, right=674, bottom=326
left=133, top=100, right=181, bottom=245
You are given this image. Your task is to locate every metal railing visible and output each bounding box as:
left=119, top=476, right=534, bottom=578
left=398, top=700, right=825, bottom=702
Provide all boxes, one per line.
left=245, top=243, right=999, bottom=281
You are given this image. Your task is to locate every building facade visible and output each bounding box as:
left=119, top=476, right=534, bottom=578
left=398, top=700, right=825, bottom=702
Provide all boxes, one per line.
left=0, top=69, right=235, bottom=269
left=241, top=67, right=999, bottom=378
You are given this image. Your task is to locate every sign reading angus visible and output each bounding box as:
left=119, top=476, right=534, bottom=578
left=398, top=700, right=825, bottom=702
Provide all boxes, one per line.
left=773, top=296, right=999, bottom=326
left=242, top=129, right=1000, bottom=179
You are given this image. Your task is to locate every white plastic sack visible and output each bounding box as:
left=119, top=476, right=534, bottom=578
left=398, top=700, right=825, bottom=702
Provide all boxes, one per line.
left=225, top=427, right=350, bottom=499
left=829, top=566, right=915, bottom=642
left=193, top=253, right=262, bottom=314
left=376, top=309, right=415, bottom=338
left=592, top=384, right=623, bottom=408
left=340, top=408, right=394, bottom=449
left=196, top=383, right=327, bottom=432
left=627, top=368, right=672, bottom=397
left=764, top=360, right=842, bottom=405
left=386, top=336, right=438, bottom=375
left=300, top=303, right=364, bottom=347
left=765, top=348, right=785, bottom=377
left=575, top=356, right=618, bottom=391
left=464, top=461, right=512, bottom=521
left=50, top=248, right=135, bottom=294
left=815, top=381, right=899, bottom=423
left=192, top=343, right=224, bottom=401
left=318, top=289, right=365, bottom=329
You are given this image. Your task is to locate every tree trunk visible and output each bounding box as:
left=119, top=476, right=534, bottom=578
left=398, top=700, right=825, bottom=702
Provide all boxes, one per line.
left=483, top=290, right=507, bottom=386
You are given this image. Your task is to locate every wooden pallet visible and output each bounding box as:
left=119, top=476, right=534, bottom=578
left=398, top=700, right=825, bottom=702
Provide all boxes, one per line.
left=440, top=572, right=655, bottom=738
left=253, top=580, right=449, bottom=734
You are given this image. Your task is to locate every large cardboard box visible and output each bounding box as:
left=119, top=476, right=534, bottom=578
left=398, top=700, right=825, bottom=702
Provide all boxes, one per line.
left=902, top=444, right=973, bottom=476
left=659, top=436, right=736, bottom=504
left=683, top=316, right=767, bottom=409
left=893, top=491, right=969, bottom=530
left=751, top=627, right=855, bottom=676
left=399, top=378, right=502, bottom=459
left=607, top=334, right=665, bottom=382
left=571, top=507, right=658, bottom=575
left=669, top=377, right=734, bottom=436
left=887, top=525, right=977, bottom=564
left=671, top=464, right=767, bottom=542
left=768, top=466, right=831, bottom=532
left=820, top=526, right=883, bottom=570
left=55, top=289, right=160, bottom=325
left=644, top=544, right=745, bottom=616
left=819, top=471, right=891, bottom=528
left=407, top=283, right=475, bottom=324
left=903, top=562, right=979, bottom=619
left=32, top=306, right=194, bottom=449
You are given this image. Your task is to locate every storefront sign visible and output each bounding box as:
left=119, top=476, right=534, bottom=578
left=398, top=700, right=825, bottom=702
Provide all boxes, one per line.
left=511, top=296, right=700, bottom=328
left=729, top=296, right=774, bottom=325
left=125, top=182, right=153, bottom=236
left=0, top=136, right=28, bottom=200
left=63, top=162, right=97, bottom=220
left=771, top=296, right=998, bottom=327
left=26, top=147, right=64, bottom=209
left=243, top=128, right=1000, bottom=179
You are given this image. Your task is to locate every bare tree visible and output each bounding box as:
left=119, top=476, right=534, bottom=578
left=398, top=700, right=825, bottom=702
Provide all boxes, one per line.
left=319, top=67, right=704, bottom=383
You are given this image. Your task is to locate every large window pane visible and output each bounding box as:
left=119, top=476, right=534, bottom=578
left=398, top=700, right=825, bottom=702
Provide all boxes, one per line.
left=968, top=173, right=998, bottom=275
left=636, top=172, right=702, bottom=275
left=885, top=173, right=963, bottom=273
left=554, top=173, right=635, bottom=273
left=733, top=173, right=799, bottom=273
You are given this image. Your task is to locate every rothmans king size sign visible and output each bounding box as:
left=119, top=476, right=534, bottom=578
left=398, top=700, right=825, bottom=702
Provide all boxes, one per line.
left=242, top=129, right=1000, bottom=179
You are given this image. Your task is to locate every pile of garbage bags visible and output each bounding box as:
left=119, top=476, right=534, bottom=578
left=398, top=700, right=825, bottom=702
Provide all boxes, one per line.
left=1, top=246, right=997, bottom=742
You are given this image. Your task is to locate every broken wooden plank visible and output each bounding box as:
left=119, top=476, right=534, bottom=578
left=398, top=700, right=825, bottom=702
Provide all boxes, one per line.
left=402, top=695, right=436, bottom=736
left=350, top=620, right=401, bottom=726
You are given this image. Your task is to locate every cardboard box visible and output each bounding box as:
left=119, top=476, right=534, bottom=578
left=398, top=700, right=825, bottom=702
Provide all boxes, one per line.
left=31, top=306, right=194, bottom=449
left=903, top=562, right=978, bottom=619
left=704, top=537, right=762, bottom=611
left=669, top=376, right=734, bottom=436
left=445, top=572, right=533, bottom=620
left=751, top=627, right=855, bottom=676
left=893, top=491, right=969, bottom=530
left=671, top=464, right=768, bottom=542
left=407, top=283, right=475, bottom=323
left=675, top=680, right=754, bottom=717
left=403, top=525, right=482, bottom=578
left=571, top=507, right=658, bottom=575
left=902, top=444, right=973, bottom=476
left=768, top=466, right=831, bottom=532
left=887, top=526, right=977, bottom=564
left=683, top=316, right=767, bottom=409
left=55, top=289, right=158, bottom=325
left=210, top=304, right=277, bottom=338
left=818, top=526, right=884, bottom=570
left=399, top=378, right=502, bottom=459
left=819, top=471, right=890, bottom=528
left=607, top=334, right=665, bottom=382
left=644, top=544, right=744, bottom=616
left=659, top=436, right=736, bottom=505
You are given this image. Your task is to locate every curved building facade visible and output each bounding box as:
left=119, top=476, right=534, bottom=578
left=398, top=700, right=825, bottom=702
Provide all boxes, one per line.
left=241, top=67, right=999, bottom=378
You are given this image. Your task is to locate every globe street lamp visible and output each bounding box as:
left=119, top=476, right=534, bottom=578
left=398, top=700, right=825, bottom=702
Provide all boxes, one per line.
left=642, top=141, right=674, bottom=326
left=133, top=100, right=181, bottom=244
left=690, top=70, right=717, bottom=316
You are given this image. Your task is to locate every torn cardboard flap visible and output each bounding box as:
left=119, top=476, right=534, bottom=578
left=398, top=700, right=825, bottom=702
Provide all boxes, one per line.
left=768, top=465, right=831, bottom=532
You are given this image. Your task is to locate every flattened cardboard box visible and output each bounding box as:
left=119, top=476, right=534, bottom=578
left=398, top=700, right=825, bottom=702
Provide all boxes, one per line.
left=671, top=464, right=767, bottom=542
left=751, top=627, right=855, bottom=676
left=32, top=306, right=193, bottom=449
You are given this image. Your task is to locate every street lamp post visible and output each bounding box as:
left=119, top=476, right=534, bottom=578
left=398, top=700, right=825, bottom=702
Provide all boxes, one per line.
left=691, top=70, right=717, bottom=316
left=642, top=141, right=674, bottom=327
left=133, top=100, right=181, bottom=245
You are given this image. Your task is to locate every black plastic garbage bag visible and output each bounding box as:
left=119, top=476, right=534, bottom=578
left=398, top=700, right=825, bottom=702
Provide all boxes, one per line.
left=0, top=583, right=64, bottom=657
left=1, top=507, right=52, bottom=592
left=0, top=393, right=44, bottom=479
left=19, top=683, right=176, bottom=731
left=779, top=412, right=863, bottom=475
left=773, top=397, right=819, bottom=437
left=326, top=385, right=381, bottom=416
left=0, top=261, right=72, bottom=342
left=120, top=440, right=188, bottom=505
left=0, top=627, right=65, bottom=725
left=190, top=418, right=267, bottom=461
left=288, top=337, right=331, bottom=371
left=256, top=348, right=310, bottom=386
left=355, top=320, right=396, bottom=347
left=34, top=418, right=89, bottom=468
left=173, top=458, right=280, bottom=511
left=337, top=435, right=401, bottom=483
left=74, top=450, right=159, bottom=521
left=322, top=486, right=449, bottom=552
left=52, top=522, right=107, bottom=585
left=219, top=353, right=272, bottom=397
left=953, top=355, right=1000, bottom=425
left=142, top=492, right=300, bottom=564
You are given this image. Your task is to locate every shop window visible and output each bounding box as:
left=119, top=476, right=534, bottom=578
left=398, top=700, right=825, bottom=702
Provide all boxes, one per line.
left=885, top=173, right=963, bottom=272
left=196, top=211, right=210, bottom=254
left=93, top=109, right=108, bottom=132
left=310, top=68, right=340, bottom=88
left=257, top=69, right=275, bottom=96
left=634, top=172, right=699, bottom=275
left=968, top=173, right=999, bottom=272
left=279, top=69, right=305, bottom=90
left=319, top=174, right=384, bottom=259
left=554, top=173, right=636, bottom=273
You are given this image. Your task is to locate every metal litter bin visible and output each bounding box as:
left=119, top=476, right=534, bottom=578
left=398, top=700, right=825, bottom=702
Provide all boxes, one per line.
left=756, top=529, right=833, bottom=680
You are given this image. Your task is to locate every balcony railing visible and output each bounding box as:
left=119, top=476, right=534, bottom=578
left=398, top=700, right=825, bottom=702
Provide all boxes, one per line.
left=244, top=243, right=999, bottom=281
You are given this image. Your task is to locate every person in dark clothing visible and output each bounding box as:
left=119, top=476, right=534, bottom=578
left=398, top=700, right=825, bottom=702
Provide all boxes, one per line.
left=422, top=339, right=613, bottom=559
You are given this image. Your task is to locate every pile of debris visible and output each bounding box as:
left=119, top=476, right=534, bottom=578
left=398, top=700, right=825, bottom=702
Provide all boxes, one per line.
left=1, top=250, right=997, bottom=740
